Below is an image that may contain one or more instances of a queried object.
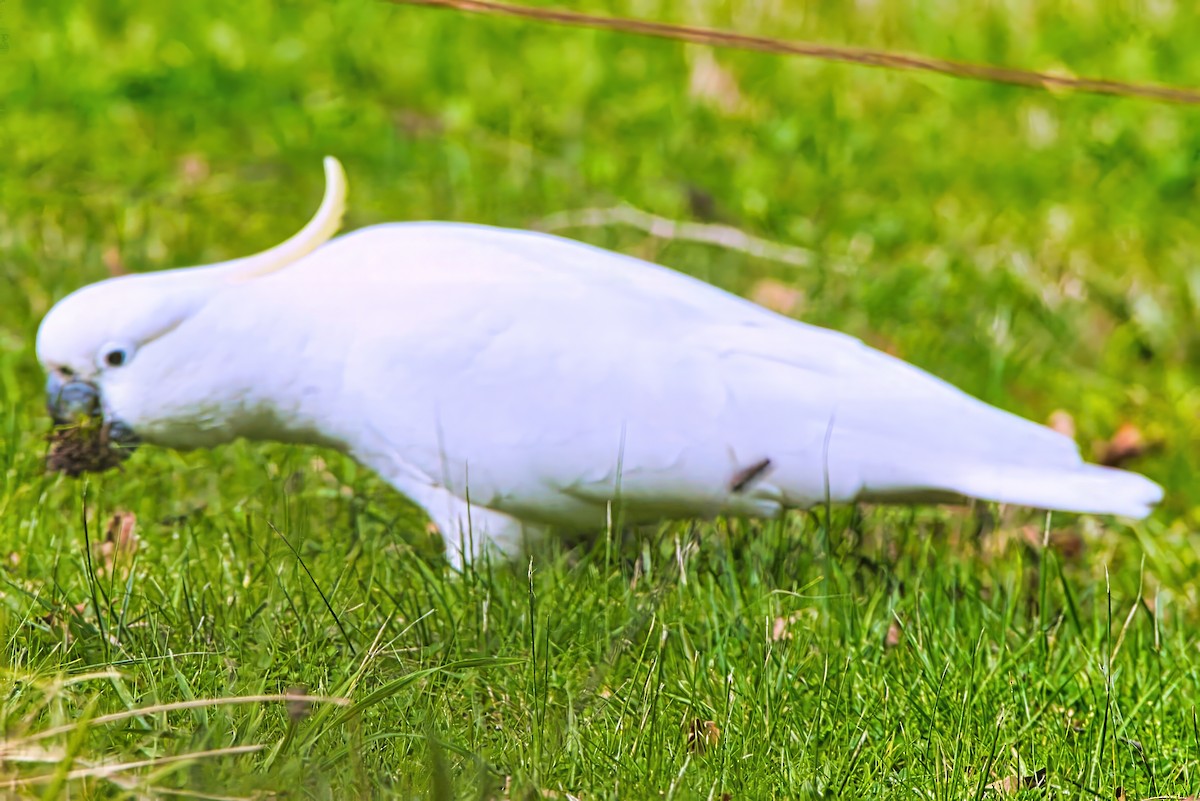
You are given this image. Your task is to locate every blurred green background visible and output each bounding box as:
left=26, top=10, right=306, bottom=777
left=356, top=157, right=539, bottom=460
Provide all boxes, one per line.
left=2, top=0, right=1200, bottom=797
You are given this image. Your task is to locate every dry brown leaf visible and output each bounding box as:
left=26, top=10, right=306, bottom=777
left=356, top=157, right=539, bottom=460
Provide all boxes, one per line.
left=689, top=49, right=743, bottom=114
left=1019, top=525, right=1042, bottom=550
left=1143, top=593, right=1157, bottom=612
left=985, top=767, right=1046, bottom=794
left=1047, top=409, right=1076, bottom=439
left=99, top=510, right=139, bottom=576
left=38, top=612, right=69, bottom=642
left=1020, top=525, right=1084, bottom=560
left=284, top=470, right=306, bottom=494
left=393, top=108, right=444, bottom=137
left=749, top=279, right=804, bottom=316
left=1051, top=531, right=1084, bottom=560
left=864, top=332, right=904, bottom=358
left=104, top=510, right=138, bottom=549
left=177, top=152, right=210, bottom=186
left=686, top=719, right=720, bottom=753
left=771, top=610, right=810, bottom=641
left=1095, top=422, right=1150, bottom=468
left=102, top=245, right=127, bottom=276
left=686, top=185, right=719, bottom=222
left=40, top=602, right=90, bottom=643
left=286, top=684, right=312, bottom=723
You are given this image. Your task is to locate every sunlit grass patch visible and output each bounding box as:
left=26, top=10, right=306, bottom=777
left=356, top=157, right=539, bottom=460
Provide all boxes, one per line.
left=3, top=0, right=1199, bottom=796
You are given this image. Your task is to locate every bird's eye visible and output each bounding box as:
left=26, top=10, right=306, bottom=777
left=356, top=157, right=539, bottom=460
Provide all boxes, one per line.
left=96, top=341, right=136, bottom=370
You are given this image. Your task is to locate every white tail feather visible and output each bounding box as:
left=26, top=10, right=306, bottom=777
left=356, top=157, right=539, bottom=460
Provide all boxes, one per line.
left=949, top=461, right=1163, bottom=519
left=803, top=395, right=1163, bottom=519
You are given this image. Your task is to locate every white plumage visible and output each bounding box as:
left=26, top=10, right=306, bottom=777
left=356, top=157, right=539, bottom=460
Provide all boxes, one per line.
left=36, top=158, right=1163, bottom=564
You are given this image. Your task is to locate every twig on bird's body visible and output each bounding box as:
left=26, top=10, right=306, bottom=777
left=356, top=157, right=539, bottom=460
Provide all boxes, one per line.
left=389, top=0, right=1200, bottom=105
left=730, top=458, right=773, bottom=493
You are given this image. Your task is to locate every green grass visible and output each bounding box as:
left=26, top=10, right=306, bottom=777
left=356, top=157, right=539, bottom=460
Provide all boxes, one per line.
left=3, top=0, right=1200, bottom=797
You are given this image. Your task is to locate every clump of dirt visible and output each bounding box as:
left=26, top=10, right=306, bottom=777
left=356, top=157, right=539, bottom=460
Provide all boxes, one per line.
left=46, top=422, right=131, bottom=477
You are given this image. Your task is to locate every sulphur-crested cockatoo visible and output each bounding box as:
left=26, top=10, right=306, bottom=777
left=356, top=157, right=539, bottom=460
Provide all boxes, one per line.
left=37, top=157, right=1162, bottom=565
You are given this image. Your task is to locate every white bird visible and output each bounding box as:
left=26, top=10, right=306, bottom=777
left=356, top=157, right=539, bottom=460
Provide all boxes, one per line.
left=36, top=157, right=1163, bottom=566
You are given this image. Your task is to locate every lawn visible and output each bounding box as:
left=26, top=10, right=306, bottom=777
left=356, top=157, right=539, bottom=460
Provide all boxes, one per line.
left=3, top=0, right=1200, bottom=797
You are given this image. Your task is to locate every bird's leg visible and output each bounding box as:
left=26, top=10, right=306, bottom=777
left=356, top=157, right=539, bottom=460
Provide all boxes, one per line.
left=399, top=482, right=532, bottom=570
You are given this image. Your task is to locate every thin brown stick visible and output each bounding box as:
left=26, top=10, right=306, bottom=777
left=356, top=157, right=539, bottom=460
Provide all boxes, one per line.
left=389, top=0, right=1200, bottom=105
left=0, top=744, right=260, bottom=799
left=1, top=744, right=265, bottom=789
left=536, top=205, right=818, bottom=268
left=6, top=693, right=350, bottom=747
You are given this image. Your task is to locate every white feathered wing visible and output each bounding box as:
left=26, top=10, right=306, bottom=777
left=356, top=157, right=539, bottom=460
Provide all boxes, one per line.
left=183, top=222, right=1160, bottom=557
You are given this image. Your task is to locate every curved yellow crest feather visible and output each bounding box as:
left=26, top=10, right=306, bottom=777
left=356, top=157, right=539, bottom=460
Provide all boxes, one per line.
left=216, top=156, right=348, bottom=283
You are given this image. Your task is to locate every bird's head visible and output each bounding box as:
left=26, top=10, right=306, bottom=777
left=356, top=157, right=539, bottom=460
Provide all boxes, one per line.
left=36, top=156, right=347, bottom=450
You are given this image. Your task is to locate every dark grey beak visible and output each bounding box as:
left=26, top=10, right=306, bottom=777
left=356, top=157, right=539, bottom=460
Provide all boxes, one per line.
left=45, top=372, right=140, bottom=449
left=46, top=372, right=101, bottom=425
